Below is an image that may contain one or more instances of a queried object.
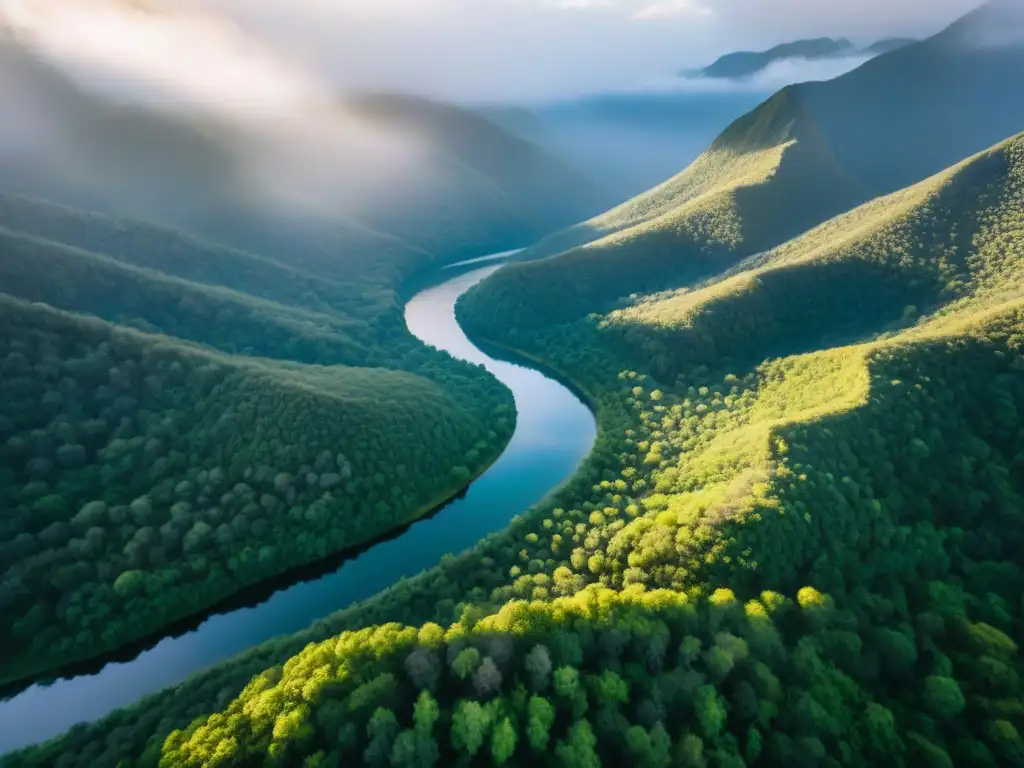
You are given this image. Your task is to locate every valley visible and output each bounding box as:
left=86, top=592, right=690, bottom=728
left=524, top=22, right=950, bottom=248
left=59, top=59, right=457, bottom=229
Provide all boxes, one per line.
left=0, top=263, right=595, bottom=754
left=1, top=1, right=1024, bottom=766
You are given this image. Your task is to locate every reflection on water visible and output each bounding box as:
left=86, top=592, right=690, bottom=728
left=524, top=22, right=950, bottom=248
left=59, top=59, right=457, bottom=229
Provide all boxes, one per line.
left=0, top=264, right=596, bottom=754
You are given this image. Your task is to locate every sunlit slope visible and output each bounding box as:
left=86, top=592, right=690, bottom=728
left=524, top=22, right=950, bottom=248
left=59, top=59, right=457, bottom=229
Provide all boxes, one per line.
left=490, top=0, right=1024, bottom=328
left=600, top=131, right=1024, bottom=381
left=0, top=294, right=513, bottom=683
left=463, top=87, right=866, bottom=330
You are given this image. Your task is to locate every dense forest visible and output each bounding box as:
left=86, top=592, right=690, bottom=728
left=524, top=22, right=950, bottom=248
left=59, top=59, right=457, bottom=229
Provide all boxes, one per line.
left=3, top=1, right=1024, bottom=766
left=0, top=293, right=513, bottom=685
left=0, top=186, right=521, bottom=684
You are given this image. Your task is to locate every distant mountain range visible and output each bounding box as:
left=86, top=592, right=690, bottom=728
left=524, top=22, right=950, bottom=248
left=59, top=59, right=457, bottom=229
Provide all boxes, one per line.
left=683, top=35, right=917, bottom=80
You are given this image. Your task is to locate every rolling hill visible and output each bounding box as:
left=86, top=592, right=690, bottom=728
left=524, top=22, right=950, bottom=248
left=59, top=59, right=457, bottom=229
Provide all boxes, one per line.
left=490, top=0, right=1024, bottom=327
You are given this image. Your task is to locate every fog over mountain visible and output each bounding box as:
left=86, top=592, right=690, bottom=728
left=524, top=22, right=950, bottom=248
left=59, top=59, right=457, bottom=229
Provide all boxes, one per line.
left=206, top=0, right=981, bottom=102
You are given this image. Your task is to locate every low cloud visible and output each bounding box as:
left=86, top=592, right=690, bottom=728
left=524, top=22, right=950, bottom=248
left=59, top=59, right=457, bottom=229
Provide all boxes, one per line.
left=674, top=54, right=875, bottom=91
left=0, top=0, right=427, bottom=219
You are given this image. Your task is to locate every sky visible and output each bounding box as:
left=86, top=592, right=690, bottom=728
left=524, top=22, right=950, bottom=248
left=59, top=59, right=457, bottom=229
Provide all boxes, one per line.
left=209, top=0, right=984, bottom=102
left=0, top=0, right=985, bottom=105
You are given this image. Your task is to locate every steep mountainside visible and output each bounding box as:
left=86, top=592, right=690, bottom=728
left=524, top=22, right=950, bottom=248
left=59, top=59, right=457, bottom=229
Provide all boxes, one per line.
left=601, top=131, right=1024, bottom=380
left=465, top=87, right=867, bottom=330
left=801, top=0, right=1024, bottom=196
left=500, top=0, right=1024, bottom=324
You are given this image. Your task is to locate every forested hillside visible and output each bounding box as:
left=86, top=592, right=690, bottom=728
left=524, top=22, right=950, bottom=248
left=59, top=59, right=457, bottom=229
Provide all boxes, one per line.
left=8, top=100, right=1024, bottom=768
left=462, top=86, right=867, bottom=330
left=4, top=2, right=1024, bottom=766
left=0, top=20, right=599, bottom=683
left=494, top=0, right=1024, bottom=326
left=0, top=294, right=512, bottom=686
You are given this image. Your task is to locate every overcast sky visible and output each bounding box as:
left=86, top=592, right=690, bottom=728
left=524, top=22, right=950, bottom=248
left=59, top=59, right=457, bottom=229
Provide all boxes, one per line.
left=210, top=0, right=983, bottom=102
left=2, top=0, right=985, bottom=105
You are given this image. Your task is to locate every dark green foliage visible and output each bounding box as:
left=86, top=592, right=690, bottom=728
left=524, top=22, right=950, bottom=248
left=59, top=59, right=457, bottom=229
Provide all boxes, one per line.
left=0, top=294, right=513, bottom=683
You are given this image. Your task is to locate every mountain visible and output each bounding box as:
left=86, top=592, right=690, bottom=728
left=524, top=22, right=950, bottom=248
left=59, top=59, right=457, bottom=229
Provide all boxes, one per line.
left=0, top=39, right=609, bottom=272
left=599, top=130, right=1024, bottom=381
left=495, top=0, right=1024, bottom=326
left=464, top=86, right=869, bottom=331
left=480, top=91, right=768, bottom=200
left=684, top=36, right=855, bottom=80
left=343, top=93, right=613, bottom=257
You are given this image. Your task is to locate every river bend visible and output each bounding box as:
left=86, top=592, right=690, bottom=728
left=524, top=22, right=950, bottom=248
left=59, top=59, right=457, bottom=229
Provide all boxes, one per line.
left=0, top=263, right=596, bottom=754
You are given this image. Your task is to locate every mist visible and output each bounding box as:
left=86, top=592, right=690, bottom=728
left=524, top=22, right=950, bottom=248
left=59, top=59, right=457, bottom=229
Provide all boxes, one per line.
left=204, top=0, right=981, bottom=104
left=0, top=0, right=1003, bottom=229
left=0, top=0, right=430, bottom=223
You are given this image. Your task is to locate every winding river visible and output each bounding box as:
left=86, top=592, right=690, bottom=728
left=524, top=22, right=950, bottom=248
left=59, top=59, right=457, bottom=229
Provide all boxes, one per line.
left=0, top=263, right=596, bottom=755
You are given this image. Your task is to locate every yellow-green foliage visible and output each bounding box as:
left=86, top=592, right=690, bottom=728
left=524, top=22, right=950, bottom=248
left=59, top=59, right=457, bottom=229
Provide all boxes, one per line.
left=463, top=87, right=868, bottom=331
left=599, top=131, right=1024, bottom=382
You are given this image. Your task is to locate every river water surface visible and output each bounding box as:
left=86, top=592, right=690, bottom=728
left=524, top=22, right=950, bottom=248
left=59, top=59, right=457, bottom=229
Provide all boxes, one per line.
left=0, top=263, right=596, bottom=754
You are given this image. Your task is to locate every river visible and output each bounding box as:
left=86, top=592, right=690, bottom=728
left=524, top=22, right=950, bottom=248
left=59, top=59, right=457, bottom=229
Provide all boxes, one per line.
left=0, top=263, right=596, bottom=754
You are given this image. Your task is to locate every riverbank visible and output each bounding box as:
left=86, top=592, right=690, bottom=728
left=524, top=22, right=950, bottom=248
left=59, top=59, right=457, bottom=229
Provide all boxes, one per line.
left=0, top=263, right=596, bottom=757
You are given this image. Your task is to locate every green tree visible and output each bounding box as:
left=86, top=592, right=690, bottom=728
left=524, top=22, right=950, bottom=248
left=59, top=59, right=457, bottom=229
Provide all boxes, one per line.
left=922, top=676, right=965, bottom=720
left=451, top=700, right=491, bottom=757
left=491, top=717, right=518, bottom=766
left=527, top=696, right=556, bottom=752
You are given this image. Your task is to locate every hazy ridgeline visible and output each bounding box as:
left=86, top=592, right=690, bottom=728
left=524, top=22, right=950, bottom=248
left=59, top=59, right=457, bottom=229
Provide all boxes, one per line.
left=3, top=1, right=1024, bottom=767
